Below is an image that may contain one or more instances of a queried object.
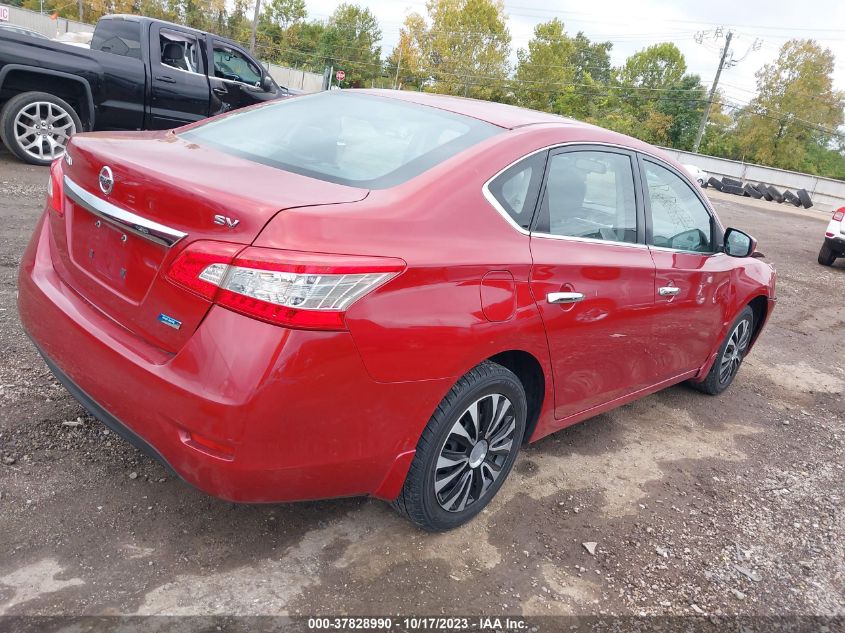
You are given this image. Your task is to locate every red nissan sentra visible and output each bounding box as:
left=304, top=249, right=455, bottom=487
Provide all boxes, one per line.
left=18, top=90, right=776, bottom=531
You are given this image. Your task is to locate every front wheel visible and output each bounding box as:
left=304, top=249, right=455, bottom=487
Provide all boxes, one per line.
left=689, top=306, right=754, bottom=395
left=393, top=361, right=526, bottom=531
left=818, top=243, right=837, bottom=266
left=0, top=92, right=81, bottom=166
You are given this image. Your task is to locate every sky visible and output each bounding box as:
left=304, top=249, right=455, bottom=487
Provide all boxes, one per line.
left=299, top=0, right=845, bottom=106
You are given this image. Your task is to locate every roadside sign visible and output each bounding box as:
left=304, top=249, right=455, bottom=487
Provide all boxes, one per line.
left=0, top=6, right=10, bottom=21
left=335, top=70, right=346, bottom=82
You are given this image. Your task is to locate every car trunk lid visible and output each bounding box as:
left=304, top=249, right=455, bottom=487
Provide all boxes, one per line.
left=49, top=131, right=368, bottom=353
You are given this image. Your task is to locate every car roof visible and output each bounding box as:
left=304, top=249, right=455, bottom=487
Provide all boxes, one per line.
left=101, top=14, right=244, bottom=47
left=357, top=89, right=586, bottom=130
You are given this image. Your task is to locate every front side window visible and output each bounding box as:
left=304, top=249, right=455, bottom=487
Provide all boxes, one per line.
left=180, top=92, right=501, bottom=189
left=159, top=30, right=202, bottom=74
left=92, top=19, right=142, bottom=59
left=213, top=42, right=262, bottom=86
left=487, top=153, right=545, bottom=230
left=643, top=160, right=714, bottom=253
left=535, top=150, right=638, bottom=244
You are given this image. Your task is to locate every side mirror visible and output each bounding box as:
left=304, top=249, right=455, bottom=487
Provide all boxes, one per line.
left=262, top=75, right=274, bottom=92
left=723, top=227, right=756, bottom=257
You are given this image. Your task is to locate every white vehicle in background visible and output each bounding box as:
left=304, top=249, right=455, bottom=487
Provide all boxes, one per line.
left=818, top=207, right=845, bottom=266
left=53, top=31, right=93, bottom=48
left=683, top=164, right=708, bottom=187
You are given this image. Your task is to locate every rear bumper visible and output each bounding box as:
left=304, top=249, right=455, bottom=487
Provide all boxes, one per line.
left=18, top=213, right=448, bottom=503
left=824, top=235, right=845, bottom=253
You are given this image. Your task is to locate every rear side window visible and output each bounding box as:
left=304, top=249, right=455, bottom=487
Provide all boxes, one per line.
left=92, top=19, right=141, bottom=59
left=159, top=29, right=203, bottom=74
left=180, top=92, right=501, bottom=189
left=486, top=153, right=546, bottom=230
left=535, top=150, right=638, bottom=244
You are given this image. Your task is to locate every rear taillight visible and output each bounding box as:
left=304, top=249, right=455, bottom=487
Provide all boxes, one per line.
left=833, top=209, right=844, bottom=222
left=47, top=158, right=64, bottom=215
left=166, top=242, right=405, bottom=330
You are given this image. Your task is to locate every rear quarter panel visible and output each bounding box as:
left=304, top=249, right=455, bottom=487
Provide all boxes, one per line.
left=254, top=128, right=560, bottom=385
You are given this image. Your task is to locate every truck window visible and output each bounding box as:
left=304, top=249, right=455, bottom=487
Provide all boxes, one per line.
left=213, top=42, right=262, bottom=86
left=159, top=30, right=202, bottom=74
left=91, top=18, right=142, bottom=59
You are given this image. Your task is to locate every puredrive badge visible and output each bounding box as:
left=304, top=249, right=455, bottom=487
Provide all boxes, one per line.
left=157, top=313, right=182, bottom=330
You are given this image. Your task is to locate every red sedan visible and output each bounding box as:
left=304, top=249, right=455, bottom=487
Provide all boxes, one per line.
left=18, top=90, right=776, bottom=531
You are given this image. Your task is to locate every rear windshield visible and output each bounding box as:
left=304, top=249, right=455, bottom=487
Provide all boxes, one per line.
left=180, top=92, right=502, bottom=189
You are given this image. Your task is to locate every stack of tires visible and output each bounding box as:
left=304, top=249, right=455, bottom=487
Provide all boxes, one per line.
left=709, top=175, right=813, bottom=209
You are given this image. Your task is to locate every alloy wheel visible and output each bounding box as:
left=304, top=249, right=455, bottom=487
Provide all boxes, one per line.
left=13, top=101, right=76, bottom=162
left=719, top=318, right=751, bottom=384
left=434, top=393, right=517, bottom=513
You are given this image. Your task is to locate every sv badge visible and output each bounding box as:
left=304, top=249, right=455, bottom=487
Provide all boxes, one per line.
left=213, top=214, right=240, bottom=228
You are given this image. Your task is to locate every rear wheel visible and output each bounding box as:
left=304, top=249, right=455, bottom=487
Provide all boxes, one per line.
left=689, top=306, right=754, bottom=396
left=818, top=243, right=837, bottom=266
left=0, top=92, right=81, bottom=165
left=393, top=361, right=526, bottom=531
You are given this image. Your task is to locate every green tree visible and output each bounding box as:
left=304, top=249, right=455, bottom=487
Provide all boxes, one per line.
left=385, top=12, right=428, bottom=90
left=410, top=0, right=512, bottom=100
left=264, top=0, right=305, bottom=29
left=513, top=20, right=613, bottom=120
left=734, top=39, right=845, bottom=172
left=313, top=3, right=381, bottom=87
left=656, top=74, right=706, bottom=150
left=514, top=18, right=575, bottom=112
left=618, top=42, right=686, bottom=89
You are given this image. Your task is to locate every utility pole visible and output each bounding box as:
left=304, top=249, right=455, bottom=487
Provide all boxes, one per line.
left=393, top=45, right=402, bottom=90
left=693, top=30, right=733, bottom=154
left=249, top=0, right=261, bottom=53
left=77, top=0, right=83, bottom=21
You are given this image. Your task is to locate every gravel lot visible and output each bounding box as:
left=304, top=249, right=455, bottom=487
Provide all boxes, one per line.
left=0, top=146, right=843, bottom=624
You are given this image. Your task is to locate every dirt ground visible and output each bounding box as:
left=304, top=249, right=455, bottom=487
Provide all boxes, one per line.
left=0, top=146, right=843, bottom=626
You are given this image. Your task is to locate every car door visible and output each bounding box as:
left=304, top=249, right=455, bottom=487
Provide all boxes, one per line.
left=639, top=156, right=733, bottom=381
left=88, top=17, right=146, bottom=131
left=147, top=24, right=210, bottom=129
left=208, top=39, right=275, bottom=116
left=529, top=146, right=656, bottom=420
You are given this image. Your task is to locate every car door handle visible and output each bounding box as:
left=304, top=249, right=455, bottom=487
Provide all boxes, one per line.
left=212, top=86, right=227, bottom=96
left=155, top=75, right=176, bottom=83
left=547, top=292, right=585, bottom=304
left=658, top=286, right=681, bottom=297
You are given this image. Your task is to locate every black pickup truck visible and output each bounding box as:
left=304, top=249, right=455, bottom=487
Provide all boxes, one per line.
left=0, top=14, right=291, bottom=165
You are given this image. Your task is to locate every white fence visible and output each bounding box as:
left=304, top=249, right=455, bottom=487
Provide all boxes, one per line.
left=661, top=147, right=845, bottom=213
left=0, top=3, right=93, bottom=38
left=266, top=64, right=323, bottom=93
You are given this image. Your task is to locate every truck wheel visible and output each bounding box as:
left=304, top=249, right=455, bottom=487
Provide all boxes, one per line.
left=0, top=92, right=81, bottom=166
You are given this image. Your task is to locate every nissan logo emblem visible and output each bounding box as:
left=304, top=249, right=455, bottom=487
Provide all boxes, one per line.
left=99, top=166, right=114, bottom=195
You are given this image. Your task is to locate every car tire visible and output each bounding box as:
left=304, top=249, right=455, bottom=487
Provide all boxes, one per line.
left=723, top=184, right=745, bottom=196
left=796, top=189, right=813, bottom=209
left=0, top=91, right=81, bottom=166
left=743, top=183, right=763, bottom=199
left=766, top=185, right=783, bottom=203
left=722, top=176, right=742, bottom=188
left=782, top=190, right=801, bottom=207
left=393, top=360, right=527, bottom=532
left=707, top=177, right=724, bottom=191
left=689, top=306, right=754, bottom=396
left=758, top=183, right=773, bottom=201
left=818, top=243, right=837, bottom=266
